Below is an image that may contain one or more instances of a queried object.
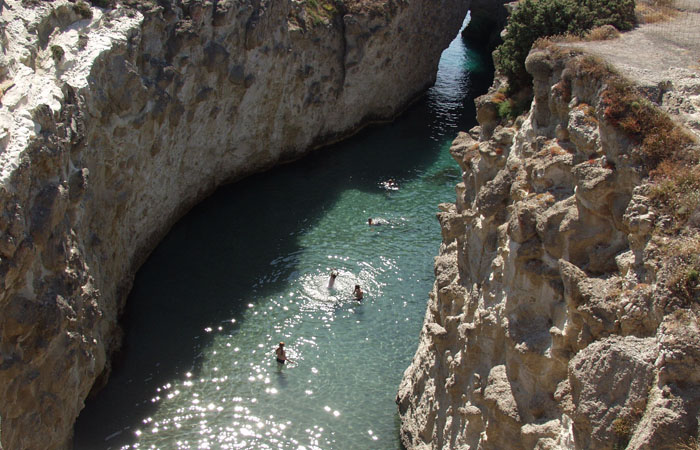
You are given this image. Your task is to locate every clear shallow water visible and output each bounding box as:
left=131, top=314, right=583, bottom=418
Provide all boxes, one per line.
left=74, top=20, right=492, bottom=450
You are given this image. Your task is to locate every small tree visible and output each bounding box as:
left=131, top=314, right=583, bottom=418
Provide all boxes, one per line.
left=495, top=0, right=635, bottom=92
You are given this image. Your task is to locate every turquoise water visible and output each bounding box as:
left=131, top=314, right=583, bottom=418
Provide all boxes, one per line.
left=74, top=21, right=492, bottom=450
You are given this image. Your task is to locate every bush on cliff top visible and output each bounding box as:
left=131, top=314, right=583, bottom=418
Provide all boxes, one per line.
left=495, top=0, right=636, bottom=92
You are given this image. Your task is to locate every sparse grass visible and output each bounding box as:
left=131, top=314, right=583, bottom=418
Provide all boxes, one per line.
left=548, top=144, right=568, bottom=156
left=581, top=62, right=699, bottom=170
left=612, top=416, right=633, bottom=449
left=648, top=161, right=700, bottom=305
left=636, top=0, right=678, bottom=24
left=576, top=103, right=599, bottom=126
left=535, top=25, right=621, bottom=44
left=571, top=53, right=618, bottom=83
left=546, top=50, right=700, bottom=307
left=586, top=24, right=621, bottom=40
left=497, top=98, right=516, bottom=120
left=492, top=86, right=530, bottom=122
left=649, top=163, right=700, bottom=227
left=298, top=0, right=345, bottom=26
left=674, top=436, right=700, bottom=450
left=658, top=236, right=700, bottom=303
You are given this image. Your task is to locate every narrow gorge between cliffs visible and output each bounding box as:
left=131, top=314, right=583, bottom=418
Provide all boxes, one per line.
left=73, top=21, right=493, bottom=450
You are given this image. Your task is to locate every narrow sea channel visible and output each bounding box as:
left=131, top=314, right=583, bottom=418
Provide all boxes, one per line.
left=74, top=18, right=493, bottom=450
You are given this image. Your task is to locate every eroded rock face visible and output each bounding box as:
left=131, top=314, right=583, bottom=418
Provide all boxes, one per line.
left=398, top=48, right=700, bottom=449
left=0, top=0, right=470, bottom=448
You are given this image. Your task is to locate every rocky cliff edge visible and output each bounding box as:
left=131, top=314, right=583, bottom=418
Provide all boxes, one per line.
left=0, top=0, right=471, bottom=448
left=398, top=37, right=700, bottom=449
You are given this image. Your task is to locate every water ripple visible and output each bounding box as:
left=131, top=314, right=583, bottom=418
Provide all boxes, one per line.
left=74, top=14, right=494, bottom=450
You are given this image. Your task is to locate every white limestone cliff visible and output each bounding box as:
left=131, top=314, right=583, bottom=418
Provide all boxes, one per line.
left=398, top=45, right=700, bottom=449
left=0, top=0, right=471, bottom=448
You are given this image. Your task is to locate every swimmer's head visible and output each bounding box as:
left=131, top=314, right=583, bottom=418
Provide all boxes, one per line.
left=355, top=284, right=360, bottom=289
left=279, top=342, right=284, bottom=347
left=368, top=218, right=372, bottom=224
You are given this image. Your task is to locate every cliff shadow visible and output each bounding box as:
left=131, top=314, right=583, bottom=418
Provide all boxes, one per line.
left=72, top=34, right=494, bottom=450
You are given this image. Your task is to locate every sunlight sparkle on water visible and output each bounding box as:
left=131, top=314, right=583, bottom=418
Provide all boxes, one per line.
left=74, top=17, right=490, bottom=450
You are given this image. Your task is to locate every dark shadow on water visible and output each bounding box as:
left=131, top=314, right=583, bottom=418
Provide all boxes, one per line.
left=73, top=35, right=493, bottom=450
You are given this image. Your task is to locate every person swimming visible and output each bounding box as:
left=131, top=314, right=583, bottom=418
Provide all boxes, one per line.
left=353, top=284, right=363, bottom=301
left=368, top=217, right=389, bottom=226
left=328, top=270, right=338, bottom=289
left=380, top=179, right=399, bottom=191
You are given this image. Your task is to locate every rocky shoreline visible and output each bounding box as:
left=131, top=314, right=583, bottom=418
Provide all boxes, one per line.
left=398, top=23, right=700, bottom=450
left=0, top=0, right=472, bottom=448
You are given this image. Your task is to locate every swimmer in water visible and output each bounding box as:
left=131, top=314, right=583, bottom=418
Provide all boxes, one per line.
left=275, top=342, right=292, bottom=365
left=380, top=179, right=399, bottom=191
left=353, top=284, right=364, bottom=301
left=369, top=217, right=390, bottom=226
left=328, top=270, right=338, bottom=289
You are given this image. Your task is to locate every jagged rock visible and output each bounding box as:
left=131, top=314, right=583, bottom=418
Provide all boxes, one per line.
left=399, top=43, right=700, bottom=449
left=507, top=200, right=538, bottom=244
left=0, top=0, right=472, bottom=447
left=474, top=170, right=512, bottom=219
left=567, top=335, right=657, bottom=449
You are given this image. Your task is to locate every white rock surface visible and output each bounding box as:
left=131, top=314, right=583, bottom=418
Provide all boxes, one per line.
left=0, top=0, right=471, bottom=448
left=398, top=44, right=700, bottom=449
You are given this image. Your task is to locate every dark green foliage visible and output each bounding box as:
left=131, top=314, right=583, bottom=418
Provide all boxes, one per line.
left=495, top=0, right=636, bottom=92
left=497, top=96, right=529, bottom=120
left=73, top=1, right=93, bottom=19
left=585, top=0, right=636, bottom=30
left=51, top=44, right=64, bottom=62
left=89, top=0, right=113, bottom=9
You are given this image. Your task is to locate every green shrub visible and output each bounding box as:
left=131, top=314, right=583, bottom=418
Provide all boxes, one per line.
left=495, top=0, right=636, bottom=92
left=497, top=97, right=529, bottom=121
left=73, top=1, right=93, bottom=19
left=51, top=45, right=64, bottom=62
left=498, top=99, right=514, bottom=119
left=586, top=0, right=636, bottom=29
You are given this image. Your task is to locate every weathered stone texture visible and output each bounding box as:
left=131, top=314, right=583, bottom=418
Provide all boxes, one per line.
left=0, top=0, right=470, bottom=448
left=398, top=47, right=700, bottom=449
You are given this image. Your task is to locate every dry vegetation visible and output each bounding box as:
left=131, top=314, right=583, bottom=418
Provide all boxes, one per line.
left=675, top=436, right=700, bottom=450
left=293, top=0, right=398, bottom=26
left=636, top=0, right=679, bottom=23
left=568, top=54, right=700, bottom=303
left=298, top=0, right=345, bottom=26
left=510, top=45, right=700, bottom=304
left=538, top=25, right=621, bottom=44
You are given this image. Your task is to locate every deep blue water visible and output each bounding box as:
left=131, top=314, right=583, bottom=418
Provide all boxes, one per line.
left=74, top=19, right=492, bottom=450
